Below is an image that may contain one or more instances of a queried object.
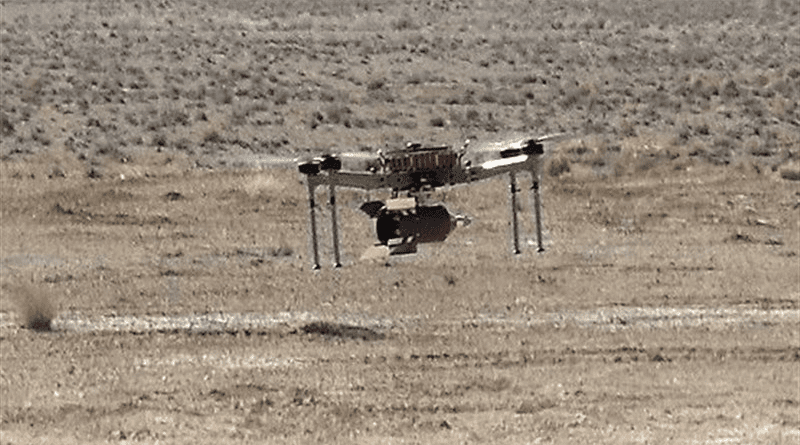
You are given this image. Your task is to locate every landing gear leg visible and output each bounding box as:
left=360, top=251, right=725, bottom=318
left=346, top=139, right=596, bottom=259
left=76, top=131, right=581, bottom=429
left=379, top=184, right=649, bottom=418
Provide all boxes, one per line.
left=532, top=169, right=544, bottom=252
left=329, top=183, right=341, bottom=268
left=306, top=180, right=320, bottom=270
left=509, top=171, right=521, bottom=255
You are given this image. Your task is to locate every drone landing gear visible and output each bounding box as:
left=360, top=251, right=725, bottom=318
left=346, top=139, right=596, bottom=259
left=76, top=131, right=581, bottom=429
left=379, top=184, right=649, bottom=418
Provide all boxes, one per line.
left=508, top=169, right=545, bottom=255
left=531, top=175, right=545, bottom=253
left=509, top=171, right=521, bottom=254
left=306, top=180, right=341, bottom=270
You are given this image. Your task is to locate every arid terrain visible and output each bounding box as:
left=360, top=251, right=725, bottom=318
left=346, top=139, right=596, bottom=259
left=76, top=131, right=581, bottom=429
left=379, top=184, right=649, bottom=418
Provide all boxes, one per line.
left=1, top=0, right=799, bottom=443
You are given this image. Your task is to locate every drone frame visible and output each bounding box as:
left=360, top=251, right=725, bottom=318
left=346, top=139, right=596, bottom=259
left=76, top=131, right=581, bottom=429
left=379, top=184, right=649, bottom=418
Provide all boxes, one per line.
left=299, top=137, right=548, bottom=269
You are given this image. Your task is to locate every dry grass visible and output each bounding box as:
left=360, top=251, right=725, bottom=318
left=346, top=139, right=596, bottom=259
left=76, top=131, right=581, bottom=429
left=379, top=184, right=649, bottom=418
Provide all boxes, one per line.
left=1, top=0, right=798, bottom=172
left=5, top=283, right=56, bottom=331
left=1, top=152, right=798, bottom=443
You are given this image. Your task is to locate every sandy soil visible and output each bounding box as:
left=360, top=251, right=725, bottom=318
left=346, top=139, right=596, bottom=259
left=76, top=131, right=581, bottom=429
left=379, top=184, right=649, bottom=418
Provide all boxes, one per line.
left=1, top=152, right=798, bottom=444
left=1, top=0, right=799, bottom=443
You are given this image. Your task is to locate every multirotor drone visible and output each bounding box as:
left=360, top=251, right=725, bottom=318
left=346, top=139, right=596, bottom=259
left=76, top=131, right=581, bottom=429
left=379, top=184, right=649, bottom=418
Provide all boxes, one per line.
left=297, top=135, right=564, bottom=269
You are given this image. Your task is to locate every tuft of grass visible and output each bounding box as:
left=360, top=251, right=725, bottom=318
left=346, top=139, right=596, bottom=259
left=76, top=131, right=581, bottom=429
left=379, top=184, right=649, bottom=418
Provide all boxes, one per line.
left=300, top=322, right=385, bottom=341
left=548, top=156, right=571, bottom=177
left=429, top=116, right=446, bottom=127
left=10, top=283, right=56, bottom=332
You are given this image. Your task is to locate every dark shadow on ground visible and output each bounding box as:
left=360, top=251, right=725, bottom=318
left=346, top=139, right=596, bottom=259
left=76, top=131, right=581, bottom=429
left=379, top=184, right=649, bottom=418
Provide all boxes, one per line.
left=299, top=322, right=386, bottom=341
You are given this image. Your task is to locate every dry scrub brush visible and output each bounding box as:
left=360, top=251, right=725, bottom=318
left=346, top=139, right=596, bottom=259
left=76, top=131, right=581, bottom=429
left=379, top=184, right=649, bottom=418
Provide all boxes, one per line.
left=6, top=283, right=56, bottom=331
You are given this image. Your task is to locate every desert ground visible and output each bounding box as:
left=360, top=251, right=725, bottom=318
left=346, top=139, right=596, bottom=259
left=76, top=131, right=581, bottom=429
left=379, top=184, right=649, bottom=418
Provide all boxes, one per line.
left=1, top=0, right=799, bottom=443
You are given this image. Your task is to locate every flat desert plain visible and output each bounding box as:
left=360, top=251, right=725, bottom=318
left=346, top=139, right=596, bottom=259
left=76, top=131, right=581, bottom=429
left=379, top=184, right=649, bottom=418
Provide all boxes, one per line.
left=1, top=0, right=799, bottom=443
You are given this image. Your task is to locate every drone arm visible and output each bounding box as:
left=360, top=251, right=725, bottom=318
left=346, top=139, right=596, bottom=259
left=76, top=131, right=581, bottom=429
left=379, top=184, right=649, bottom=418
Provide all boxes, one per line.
left=327, top=170, right=414, bottom=191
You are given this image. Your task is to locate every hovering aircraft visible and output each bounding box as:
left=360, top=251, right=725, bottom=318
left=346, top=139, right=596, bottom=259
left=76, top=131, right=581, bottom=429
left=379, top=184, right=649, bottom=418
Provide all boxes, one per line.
left=297, top=135, right=566, bottom=269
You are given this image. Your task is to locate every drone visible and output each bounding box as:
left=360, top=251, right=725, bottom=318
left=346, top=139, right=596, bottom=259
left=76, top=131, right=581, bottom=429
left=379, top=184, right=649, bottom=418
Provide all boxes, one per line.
left=297, top=135, right=565, bottom=269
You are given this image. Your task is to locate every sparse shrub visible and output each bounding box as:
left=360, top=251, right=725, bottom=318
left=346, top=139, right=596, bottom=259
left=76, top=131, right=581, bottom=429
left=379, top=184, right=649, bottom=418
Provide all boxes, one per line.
left=367, top=78, right=387, bottom=91
left=353, top=118, right=380, bottom=129
left=587, top=151, right=607, bottom=168
left=273, top=88, right=290, bottom=105
left=689, top=137, right=736, bottom=165
left=185, top=84, right=207, bottom=101
left=11, top=284, right=55, bottom=331
left=724, top=124, right=746, bottom=141
left=407, top=70, right=444, bottom=85
left=164, top=85, right=182, bottom=101
left=323, top=104, right=352, bottom=126
left=498, top=90, right=526, bottom=106
left=483, top=112, right=502, bottom=132
left=739, top=96, right=766, bottom=118
left=780, top=163, right=800, bottom=181
left=480, top=90, right=498, bottom=103
left=367, top=87, right=395, bottom=103
left=301, top=321, right=384, bottom=340
left=153, top=133, right=168, bottom=147
left=30, top=126, right=52, bottom=146
left=675, top=126, right=692, bottom=144
left=231, top=104, right=251, bottom=126
left=635, top=153, right=662, bottom=172
left=721, top=79, right=741, bottom=100
left=560, top=85, right=593, bottom=109
left=445, top=90, right=476, bottom=105
left=319, top=88, right=346, bottom=102
left=124, top=112, right=139, bottom=126
left=448, top=109, right=464, bottom=127
left=676, top=44, right=717, bottom=67
left=254, top=137, right=289, bottom=154
left=203, top=131, right=224, bottom=145
left=749, top=144, right=775, bottom=157
left=619, top=120, right=637, bottom=138
left=547, top=156, right=570, bottom=177
left=769, top=79, right=794, bottom=98
left=713, top=136, right=736, bottom=150
left=87, top=166, right=103, bottom=179
left=1, top=112, right=14, bottom=136
left=271, top=246, right=293, bottom=257
left=95, top=139, right=125, bottom=160
left=392, top=15, right=419, bottom=31
left=211, top=87, right=234, bottom=105
left=161, top=108, right=190, bottom=127
left=174, top=138, right=192, bottom=152
left=429, top=116, right=446, bottom=127
left=309, top=110, right=324, bottom=129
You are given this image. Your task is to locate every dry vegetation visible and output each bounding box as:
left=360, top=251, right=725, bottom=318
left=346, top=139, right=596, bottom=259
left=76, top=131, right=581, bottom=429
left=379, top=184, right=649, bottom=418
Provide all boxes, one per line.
left=1, top=0, right=798, bottom=171
left=1, top=0, right=799, bottom=443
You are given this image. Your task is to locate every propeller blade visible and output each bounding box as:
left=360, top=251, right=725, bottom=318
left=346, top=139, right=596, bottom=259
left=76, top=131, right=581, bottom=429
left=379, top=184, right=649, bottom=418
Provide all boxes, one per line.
left=336, top=152, right=379, bottom=160
left=534, top=132, right=572, bottom=144
left=470, top=133, right=572, bottom=153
